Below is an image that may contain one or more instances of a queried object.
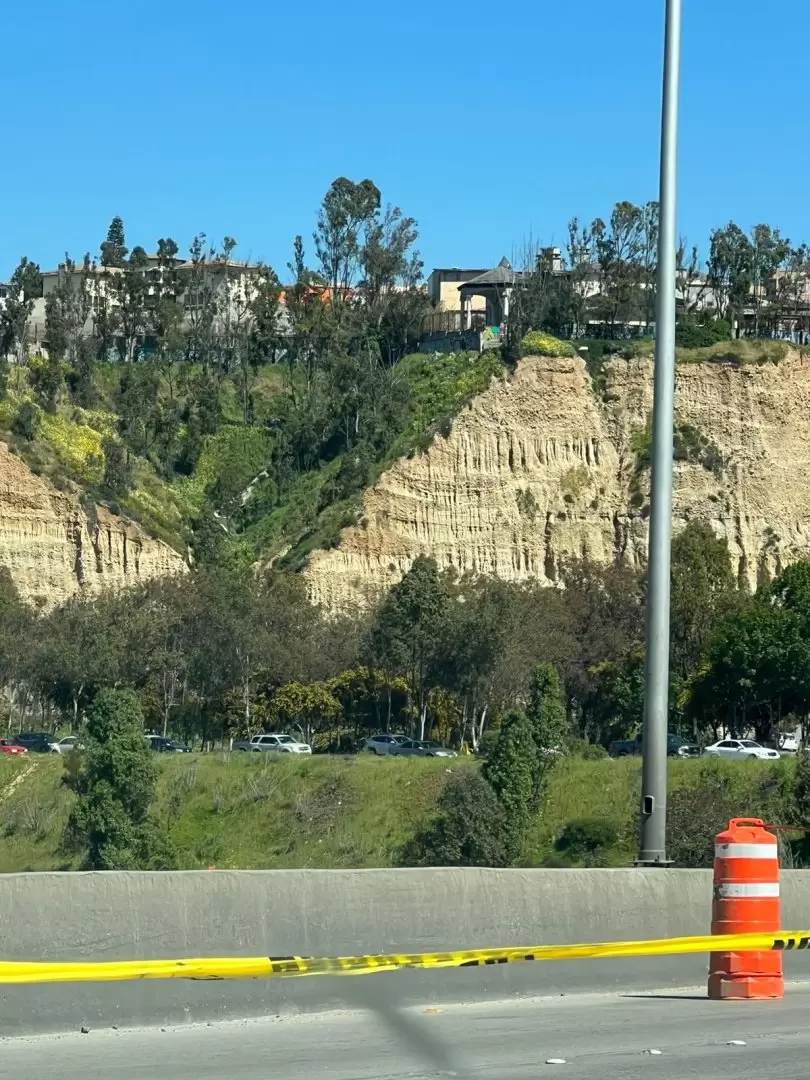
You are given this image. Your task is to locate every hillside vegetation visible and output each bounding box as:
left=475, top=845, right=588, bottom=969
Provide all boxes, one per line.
left=0, top=752, right=802, bottom=873
left=0, top=349, right=502, bottom=566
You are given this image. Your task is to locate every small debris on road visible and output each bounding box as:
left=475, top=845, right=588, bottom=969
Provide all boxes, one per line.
left=727, top=1040, right=747, bottom=1047
left=545, top=1058, right=567, bottom=1065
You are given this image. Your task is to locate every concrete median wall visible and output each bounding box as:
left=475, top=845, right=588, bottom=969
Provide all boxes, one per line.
left=2, top=868, right=809, bottom=1034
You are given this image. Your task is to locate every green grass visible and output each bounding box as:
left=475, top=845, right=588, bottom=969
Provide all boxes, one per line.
left=674, top=339, right=794, bottom=366
left=0, top=752, right=800, bottom=873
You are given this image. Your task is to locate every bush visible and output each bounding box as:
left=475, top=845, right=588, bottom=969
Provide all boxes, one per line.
left=519, top=332, right=576, bottom=359
left=12, top=401, right=39, bottom=442
left=675, top=319, right=731, bottom=349
left=571, top=740, right=609, bottom=760
left=555, top=818, right=619, bottom=859
left=400, top=771, right=509, bottom=867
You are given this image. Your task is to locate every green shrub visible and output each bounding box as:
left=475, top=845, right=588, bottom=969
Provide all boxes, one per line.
left=12, top=401, right=39, bottom=442
left=573, top=740, right=609, bottom=760
left=555, top=818, right=619, bottom=858
left=400, top=771, right=509, bottom=867
left=519, top=332, right=576, bottom=359
left=675, top=319, right=731, bottom=349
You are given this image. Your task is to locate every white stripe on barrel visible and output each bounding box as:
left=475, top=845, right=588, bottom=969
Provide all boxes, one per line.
left=715, top=843, right=778, bottom=860
left=715, top=882, right=780, bottom=898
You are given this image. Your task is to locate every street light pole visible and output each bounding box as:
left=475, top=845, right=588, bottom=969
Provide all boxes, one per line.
left=638, top=0, right=683, bottom=865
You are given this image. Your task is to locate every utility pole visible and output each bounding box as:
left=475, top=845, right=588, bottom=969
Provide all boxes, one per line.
left=637, top=0, right=683, bottom=866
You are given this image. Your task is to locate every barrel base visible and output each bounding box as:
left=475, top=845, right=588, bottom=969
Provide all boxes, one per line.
left=708, top=973, right=784, bottom=1000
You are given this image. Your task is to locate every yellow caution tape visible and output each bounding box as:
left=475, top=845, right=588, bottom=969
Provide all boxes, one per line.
left=0, top=929, right=808, bottom=985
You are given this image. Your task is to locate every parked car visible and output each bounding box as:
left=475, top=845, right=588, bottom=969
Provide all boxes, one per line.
left=778, top=734, right=799, bottom=754
left=51, top=736, right=82, bottom=755
left=232, top=733, right=312, bottom=754
left=145, top=735, right=191, bottom=753
left=390, top=739, right=457, bottom=758
left=363, top=734, right=408, bottom=756
left=14, top=732, right=57, bottom=753
left=609, top=732, right=700, bottom=758
left=702, top=739, right=780, bottom=761
left=0, top=740, right=27, bottom=756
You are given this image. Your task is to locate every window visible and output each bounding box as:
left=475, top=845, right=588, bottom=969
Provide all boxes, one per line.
left=260, top=736, right=278, bottom=745
left=718, top=741, right=736, bottom=748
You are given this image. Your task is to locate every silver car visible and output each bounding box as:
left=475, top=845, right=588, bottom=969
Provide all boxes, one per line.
left=390, top=739, right=457, bottom=758
left=363, top=734, right=408, bottom=756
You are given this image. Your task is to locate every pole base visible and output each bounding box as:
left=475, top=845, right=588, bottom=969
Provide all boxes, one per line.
left=633, top=858, right=675, bottom=867
left=708, top=973, right=784, bottom=1000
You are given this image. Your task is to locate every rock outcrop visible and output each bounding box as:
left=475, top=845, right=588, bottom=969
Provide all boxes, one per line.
left=306, top=349, right=810, bottom=609
left=0, top=442, right=187, bottom=607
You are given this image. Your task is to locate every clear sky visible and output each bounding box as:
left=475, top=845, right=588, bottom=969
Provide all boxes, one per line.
left=2, top=0, right=808, bottom=280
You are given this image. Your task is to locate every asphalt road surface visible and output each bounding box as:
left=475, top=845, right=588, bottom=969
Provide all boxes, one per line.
left=3, top=984, right=810, bottom=1080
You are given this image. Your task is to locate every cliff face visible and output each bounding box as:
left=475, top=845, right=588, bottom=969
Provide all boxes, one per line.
left=0, top=442, right=187, bottom=607
left=306, top=350, right=810, bottom=609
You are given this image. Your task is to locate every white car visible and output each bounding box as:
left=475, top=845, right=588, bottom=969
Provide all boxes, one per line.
left=702, top=739, right=780, bottom=761
left=51, top=736, right=82, bottom=755
left=232, top=733, right=312, bottom=754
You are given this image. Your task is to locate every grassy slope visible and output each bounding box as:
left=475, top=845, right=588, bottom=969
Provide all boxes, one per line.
left=0, top=753, right=798, bottom=873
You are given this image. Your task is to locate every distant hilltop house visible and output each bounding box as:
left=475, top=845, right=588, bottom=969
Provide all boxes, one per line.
left=422, top=250, right=810, bottom=352
left=17, top=255, right=281, bottom=357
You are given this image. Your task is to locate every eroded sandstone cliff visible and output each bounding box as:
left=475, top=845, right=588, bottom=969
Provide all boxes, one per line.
left=0, top=442, right=187, bottom=607
left=306, top=349, right=810, bottom=609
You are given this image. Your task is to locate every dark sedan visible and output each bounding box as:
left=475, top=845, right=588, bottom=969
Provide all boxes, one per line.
left=146, top=736, right=192, bottom=753
left=14, top=732, right=56, bottom=753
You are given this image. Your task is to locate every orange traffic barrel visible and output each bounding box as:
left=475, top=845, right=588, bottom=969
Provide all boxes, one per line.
left=708, top=817, right=783, bottom=1000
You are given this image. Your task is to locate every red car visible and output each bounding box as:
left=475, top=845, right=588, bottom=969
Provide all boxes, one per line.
left=0, top=740, right=27, bottom=756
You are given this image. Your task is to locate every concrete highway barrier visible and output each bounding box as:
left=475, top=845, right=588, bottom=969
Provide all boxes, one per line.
left=3, top=868, right=810, bottom=1034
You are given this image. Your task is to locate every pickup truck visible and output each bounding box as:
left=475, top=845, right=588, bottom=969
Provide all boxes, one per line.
left=609, top=732, right=700, bottom=758
left=232, top=733, right=312, bottom=755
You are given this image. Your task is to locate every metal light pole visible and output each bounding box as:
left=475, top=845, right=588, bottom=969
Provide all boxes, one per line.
left=638, top=0, right=683, bottom=866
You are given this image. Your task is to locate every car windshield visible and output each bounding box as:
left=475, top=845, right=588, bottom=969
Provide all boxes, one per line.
left=276, top=736, right=295, bottom=744
left=740, top=740, right=761, bottom=748
left=420, top=741, right=442, bottom=749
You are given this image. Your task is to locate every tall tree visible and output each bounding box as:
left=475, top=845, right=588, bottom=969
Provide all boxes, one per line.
left=482, top=709, right=537, bottom=861
left=314, top=177, right=380, bottom=311
left=369, top=556, right=451, bottom=739
left=707, top=222, right=752, bottom=326
left=0, top=257, right=42, bottom=369
left=100, top=216, right=128, bottom=268
left=526, top=663, right=569, bottom=757
left=44, top=254, right=92, bottom=368
left=64, top=688, right=174, bottom=869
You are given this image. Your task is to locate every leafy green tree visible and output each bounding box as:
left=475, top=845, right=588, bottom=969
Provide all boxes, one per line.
left=526, top=663, right=569, bottom=798
left=707, top=222, right=752, bottom=325
left=27, top=350, right=64, bottom=413
left=749, top=224, right=790, bottom=335
left=402, top=771, right=509, bottom=867
left=100, top=216, right=128, bottom=268
left=269, top=681, right=342, bottom=745
left=670, top=521, right=739, bottom=723
left=101, top=437, right=132, bottom=496
left=482, top=709, right=537, bottom=861
left=64, top=688, right=175, bottom=869
left=44, top=255, right=92, bottom=369
left=0, top=256, right=42, bottom=370
left=369, top=556, right=451, bottom=739
left=314, top=177, right=381, bottom=308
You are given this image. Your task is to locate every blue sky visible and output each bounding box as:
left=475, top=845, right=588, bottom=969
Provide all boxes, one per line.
left=2, top=0, right=808, bottom=280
